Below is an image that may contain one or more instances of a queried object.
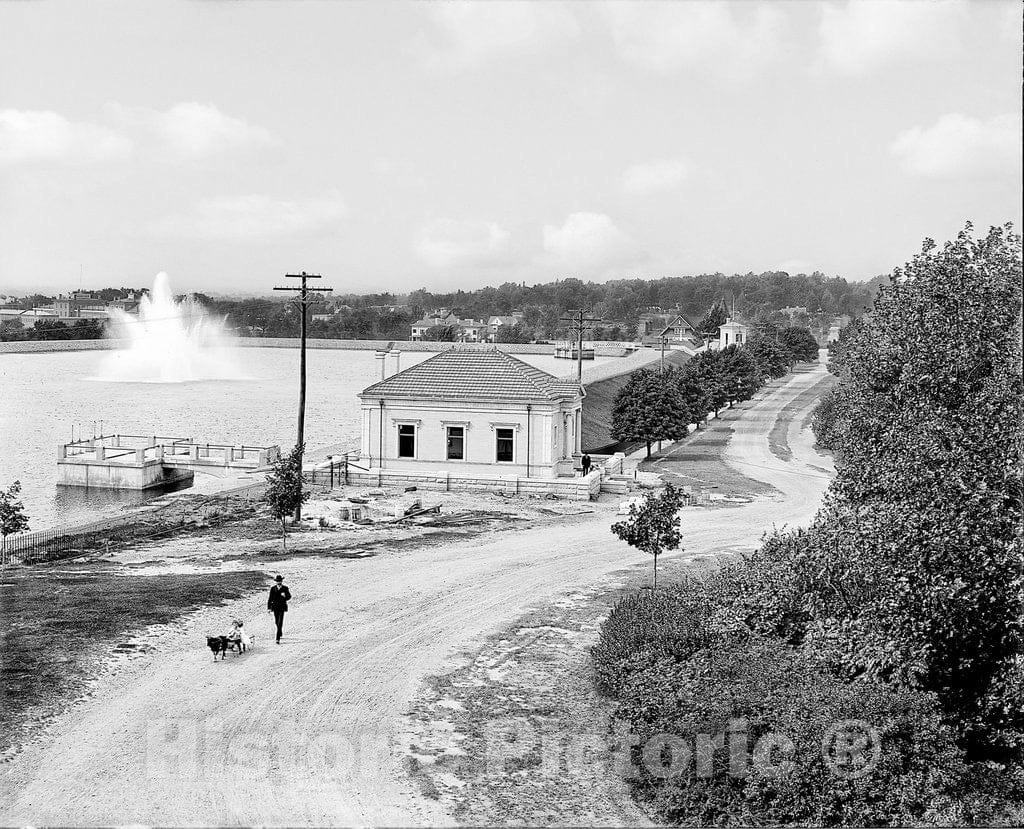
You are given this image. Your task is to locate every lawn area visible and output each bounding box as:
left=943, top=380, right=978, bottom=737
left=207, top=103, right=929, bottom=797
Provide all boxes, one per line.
left=0, top=566, right=268, bottom=759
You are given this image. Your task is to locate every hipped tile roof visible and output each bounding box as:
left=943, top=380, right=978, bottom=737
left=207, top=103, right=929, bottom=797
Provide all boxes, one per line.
left=360, top=347, right=583, bottom=403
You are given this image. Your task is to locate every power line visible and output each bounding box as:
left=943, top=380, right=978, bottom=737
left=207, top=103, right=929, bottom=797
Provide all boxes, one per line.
left=559, top=307, right=598, bottom=383
left=273, top=272, right=335, bottom=522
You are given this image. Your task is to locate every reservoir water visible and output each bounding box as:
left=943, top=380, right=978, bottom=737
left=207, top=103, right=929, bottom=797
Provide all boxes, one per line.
left=0, top=347, right=608, bottom=531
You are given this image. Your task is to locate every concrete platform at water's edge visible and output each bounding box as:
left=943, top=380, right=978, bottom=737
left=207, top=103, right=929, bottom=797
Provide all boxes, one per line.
left=56, top=434, right=280, bottom=490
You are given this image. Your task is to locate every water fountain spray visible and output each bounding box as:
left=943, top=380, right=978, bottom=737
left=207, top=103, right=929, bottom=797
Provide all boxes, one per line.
left=94, top=272, right=248, bottom=383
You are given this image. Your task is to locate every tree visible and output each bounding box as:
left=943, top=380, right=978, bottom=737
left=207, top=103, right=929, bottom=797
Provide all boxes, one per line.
left=611, top=483, right=685, bottom=588
left=718, top=344, right=762, bottom=405
left=676, top=368, right=713, bottom=429
left=786, top=224, right=1024, bottom=754
left=698, top=301, right=728, bottom=339
left=376, top=310, right=412, bottom=339
left=778, top=325, right=820, bottom=362
left=746, top=332, right=790, bottom=379
left=422, top=324, right=459, bottom=342
left=611, top=369, right=692, bottom=457
left=685, top=350, right=730, bottom=415
left=0, top=480, right=30, bottom=561
left=264, top=445, right=309, bottom=551
left=494, top=322, right=531, bottom=344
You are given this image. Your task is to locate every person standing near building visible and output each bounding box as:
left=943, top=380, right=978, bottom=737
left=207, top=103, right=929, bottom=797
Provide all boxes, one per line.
left=581, top=453, right=592, bottom=476
left=267, top=574, right=291, bottom=645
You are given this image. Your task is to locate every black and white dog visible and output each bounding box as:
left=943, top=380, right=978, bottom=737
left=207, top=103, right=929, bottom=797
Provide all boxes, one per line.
left=206, top=635, right=231, bottom=661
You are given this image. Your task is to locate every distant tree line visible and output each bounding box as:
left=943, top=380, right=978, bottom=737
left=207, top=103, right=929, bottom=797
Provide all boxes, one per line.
left=0, top=319, right=105, bottom=342
left=2, top=271, right=881, bottom=342
left=189, top=271, right=881, bottom=340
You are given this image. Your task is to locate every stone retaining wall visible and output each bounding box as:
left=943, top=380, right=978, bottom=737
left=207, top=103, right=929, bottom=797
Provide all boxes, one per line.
left=0, top=339, right=127, bottom=354
left=344, top=467, right=602, bottom=501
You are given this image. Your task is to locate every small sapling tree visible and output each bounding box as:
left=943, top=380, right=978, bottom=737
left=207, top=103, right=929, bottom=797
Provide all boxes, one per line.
left=0, top=480, right=30, bottom=562
left=611, top=483, right=685, bottom=589
left=264, top=444, right=309, bottom=551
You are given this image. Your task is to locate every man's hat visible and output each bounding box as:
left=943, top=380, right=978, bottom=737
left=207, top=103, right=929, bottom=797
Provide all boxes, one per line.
left=274, top=574, right=284, bottom=582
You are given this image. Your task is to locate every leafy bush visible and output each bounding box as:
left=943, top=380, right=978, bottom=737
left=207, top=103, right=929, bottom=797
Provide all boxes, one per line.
left=713, top=530, right=815, bottom=644
left=811, top=383, right=850, bottom=453
left=615, top=637, right=1016, bottom=826
left=592, top=578, right=720, bottom=698
left=593, top=539, right=813, bottom=698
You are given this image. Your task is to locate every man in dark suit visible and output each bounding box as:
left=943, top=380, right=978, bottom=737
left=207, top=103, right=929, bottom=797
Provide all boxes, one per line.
left=267, top=574, right=291, bottom=644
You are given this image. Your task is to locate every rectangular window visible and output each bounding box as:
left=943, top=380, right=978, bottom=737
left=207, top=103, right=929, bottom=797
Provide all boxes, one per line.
left=398, top=424, right=416, bottom=458
left=446, top=426, right=465, bottom=460
left=495, top=428, right=514, bottom=463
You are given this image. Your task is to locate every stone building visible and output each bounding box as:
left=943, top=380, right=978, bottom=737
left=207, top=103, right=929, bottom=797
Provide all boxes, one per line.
left=357, top=348, right=585, bottom=481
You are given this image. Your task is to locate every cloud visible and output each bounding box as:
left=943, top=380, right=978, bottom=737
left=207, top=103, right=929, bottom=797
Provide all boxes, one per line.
left=818, top=0, right=967, bottom=76
left=154, top=192, right=347, bottom=241
left=415, top=218, right=513, bottom=269
left=0, top=103, right=278, bottom=167
left=0, top=109, right=133, bottom=165
left=106, top=102, right=278, bottom=159
left=417, top=2, right=580, bottom=69
left=600, top=2, right=785, bottom=77
left=542, top=212, right=643, bottom=273
left=890, top=113, right=1022, bottom=178
left=623, top=158, right=689, bottom=195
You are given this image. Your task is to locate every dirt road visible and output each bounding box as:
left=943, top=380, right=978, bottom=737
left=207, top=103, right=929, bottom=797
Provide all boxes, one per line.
left=0, top=357, right=834, bottom=826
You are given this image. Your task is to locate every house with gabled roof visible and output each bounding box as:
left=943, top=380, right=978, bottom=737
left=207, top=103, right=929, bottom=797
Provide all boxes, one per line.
left=356, top=347, right=588, bottom=489
left=658, top=313, right=700, bottom=342
left=485, top=313, right=525, bottom=342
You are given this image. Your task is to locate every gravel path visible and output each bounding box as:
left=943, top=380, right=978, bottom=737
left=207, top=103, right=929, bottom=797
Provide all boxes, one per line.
left=0, top=356, right=833, bottom=826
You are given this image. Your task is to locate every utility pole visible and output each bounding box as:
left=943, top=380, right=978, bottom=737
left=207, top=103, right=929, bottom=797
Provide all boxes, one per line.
left=273, top=271, right=334, bottom=521
left=559, top=308, right=598, bottom=383
left=660, top=335, right=668, bottom=375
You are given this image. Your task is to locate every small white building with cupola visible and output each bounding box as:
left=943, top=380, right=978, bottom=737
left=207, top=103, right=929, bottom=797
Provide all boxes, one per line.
left=714, top=319, right=749, bottom=349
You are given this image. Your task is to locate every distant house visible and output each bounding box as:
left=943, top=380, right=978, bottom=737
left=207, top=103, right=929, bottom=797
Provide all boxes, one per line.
left=369, top=304, right=411, bottom=315
left=357, top=348, right=585, bottom=480
left=639, top=314, right=704, bottom=351
left=457, top=318, right=486, bottom=343
left=409, top=318, right=433, bottom=341
left=410, top=311, right=458, bottom=340
left=485, top=313, right=525, bottom=342
left=777, top=305, right=808, bottom=319
left=54, top=291, right=108, bottom=319
left=410, top=311, right=487, bottom=342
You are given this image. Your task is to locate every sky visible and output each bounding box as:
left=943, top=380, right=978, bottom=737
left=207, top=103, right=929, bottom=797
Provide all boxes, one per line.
left=0, top=0, right=1020, bottom=296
